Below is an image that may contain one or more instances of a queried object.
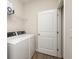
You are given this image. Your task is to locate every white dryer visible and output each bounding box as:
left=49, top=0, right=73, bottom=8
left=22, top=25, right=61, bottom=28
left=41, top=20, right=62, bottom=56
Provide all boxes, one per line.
left=7, top=31, right=36, bottom=59
left=7, top=35, right=29, bottom=59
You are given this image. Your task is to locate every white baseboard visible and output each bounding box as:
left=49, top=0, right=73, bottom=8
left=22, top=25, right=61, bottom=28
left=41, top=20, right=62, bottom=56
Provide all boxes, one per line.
left=36, top=48, right=62, bottom=58
left=36, top=48, right=57, bottom=57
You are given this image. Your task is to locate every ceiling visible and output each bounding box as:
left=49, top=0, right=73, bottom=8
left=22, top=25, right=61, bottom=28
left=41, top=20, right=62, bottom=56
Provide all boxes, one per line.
left=19, top=0, right=59, bottom=5
left=19, top=0, right=35, bottom=4
left=19, top=0, right=31, bottom=2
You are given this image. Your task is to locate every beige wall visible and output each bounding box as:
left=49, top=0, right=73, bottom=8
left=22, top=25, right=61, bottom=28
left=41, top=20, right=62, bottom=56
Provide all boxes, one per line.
left=64, top=0, right=72, bottom=59
left=7, top=0, right=25, bottom=32
left=7, top=0, right=58, bottom=33
left=24, top=0, right=58, bottom=34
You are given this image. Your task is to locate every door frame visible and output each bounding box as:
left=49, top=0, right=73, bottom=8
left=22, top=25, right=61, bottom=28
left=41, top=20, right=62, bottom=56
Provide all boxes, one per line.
left=57, top=8, right=62, bottom=58
left=36, top=9, right=62, bottom=58
left=57, top=0, right=64, bottom=58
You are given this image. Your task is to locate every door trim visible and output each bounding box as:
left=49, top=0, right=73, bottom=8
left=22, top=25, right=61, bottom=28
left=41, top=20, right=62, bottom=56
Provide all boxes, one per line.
left=57, top=8, right=62, bottom=58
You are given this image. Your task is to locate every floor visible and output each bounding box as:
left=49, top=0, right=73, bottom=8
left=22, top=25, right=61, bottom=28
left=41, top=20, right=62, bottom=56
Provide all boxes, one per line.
left=32, top=52, right=63, bottom=59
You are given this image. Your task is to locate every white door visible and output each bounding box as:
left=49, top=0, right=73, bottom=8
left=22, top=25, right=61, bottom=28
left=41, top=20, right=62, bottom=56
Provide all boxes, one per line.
left=37, top=9, right=58, bottom=57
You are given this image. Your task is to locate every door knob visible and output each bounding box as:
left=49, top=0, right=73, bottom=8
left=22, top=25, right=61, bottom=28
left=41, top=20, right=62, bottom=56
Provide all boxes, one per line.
left=38, top=33, right=40, bottom=36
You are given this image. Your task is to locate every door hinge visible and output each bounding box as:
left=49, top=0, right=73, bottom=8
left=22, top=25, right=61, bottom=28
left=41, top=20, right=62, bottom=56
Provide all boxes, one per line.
left=57, top=49, right=59, bottom=51
left=57, top=32, right=59, bottom=34
left=57, top=14, right=59, bottom=16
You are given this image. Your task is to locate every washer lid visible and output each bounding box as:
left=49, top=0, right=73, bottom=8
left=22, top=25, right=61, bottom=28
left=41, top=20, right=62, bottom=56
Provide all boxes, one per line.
left=7, top=34, right=34, bottom=45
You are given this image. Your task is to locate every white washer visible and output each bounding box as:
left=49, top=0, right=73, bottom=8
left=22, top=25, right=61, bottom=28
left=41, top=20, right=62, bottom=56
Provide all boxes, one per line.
left=7, top=34, right=35, bottom=59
